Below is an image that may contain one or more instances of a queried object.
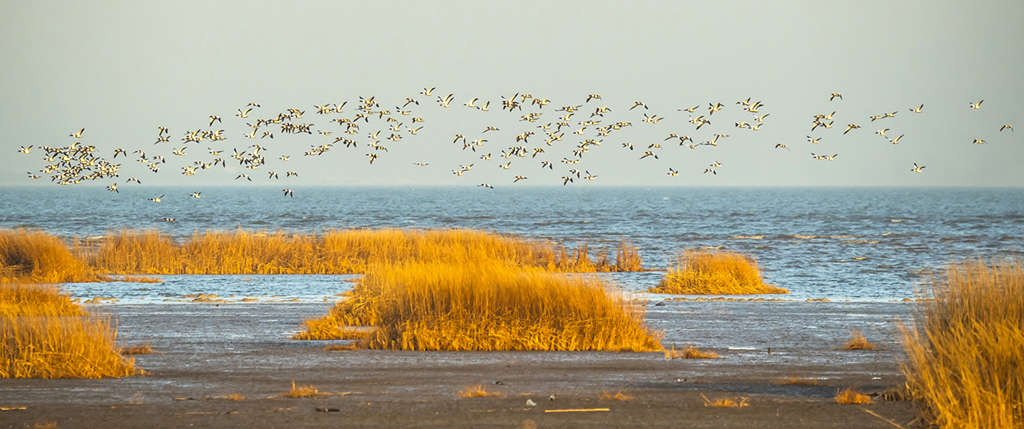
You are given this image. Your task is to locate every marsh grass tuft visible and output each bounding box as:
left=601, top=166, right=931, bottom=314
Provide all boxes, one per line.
left=120, top=343, right=153, bottom=355
left=899, top=259, right=1024, bottom=428
left=701, top=393, right=749, bottom=408
left=664, top=345, right=719, bottom=359
left=1, top=283, right=139, bottom=379
left=773, top=377, right=820, bottom=386
left=296, top=259, right=662, bottom=351
left=283, top=381, right=323, bottom=398
left=834, top=388, right=873, bottom=405
left=839, top=330, right=877, bottom=350
left=459, top=385, right=503, bottom=398
left=649, top=250, right=787, bottom=295
left=599, top=391, right=633, bottom=401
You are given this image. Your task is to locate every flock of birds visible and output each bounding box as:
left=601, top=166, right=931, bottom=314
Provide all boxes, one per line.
left=17, top=89, right=1016, bottom=222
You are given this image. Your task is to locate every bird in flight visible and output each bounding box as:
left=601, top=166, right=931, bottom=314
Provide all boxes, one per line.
left=149, top=194, right=165, bottom=203
left=969, top=100, right=984, bottom=110
left=282, top=189, right=294, bottom=198
left=829, top=92, right=843, bottom=101
left=909, top=104, right=924, bottom=113
left=666, top=168, right=678, bottom=176
left=17, top=145, right=32, bottom=154
left=190, top=192, right=201, bottom=199
left=69, top=128, right=85, bottom=138
left=910, top=162, right=925, bottom=173
left=1000, top=124, right=1014, bottom=132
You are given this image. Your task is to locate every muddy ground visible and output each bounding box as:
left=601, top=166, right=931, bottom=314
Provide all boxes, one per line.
left=1, top=302, right=920, bottom=428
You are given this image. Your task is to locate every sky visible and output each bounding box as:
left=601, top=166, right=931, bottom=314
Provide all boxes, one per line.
left=1, top=0, right=1022, bottom=188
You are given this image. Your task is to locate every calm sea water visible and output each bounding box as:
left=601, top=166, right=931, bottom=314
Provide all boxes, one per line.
left=3, top=186, right=1023, bottom=302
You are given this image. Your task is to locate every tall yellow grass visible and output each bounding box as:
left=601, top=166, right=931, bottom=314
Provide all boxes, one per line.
left=900, top=259, right=1024, bottom=428
left=295, top=259, right=662, bottom=351
left=0, top=283, right=139, bottom=378
left=88, top=229, right=645, bottom=275
left=649, top=250, right=788, bottom=295
left=1, top=229, right=102, bottom=283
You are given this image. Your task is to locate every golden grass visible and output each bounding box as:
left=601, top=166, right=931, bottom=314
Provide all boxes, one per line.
left=295, top=259, right=662, bottom=351
left=0, top=283, right=84, bottom=318
left=648, top=250, right=788, bottom=295
left=120, top=343, right=153, bottom=355
left=701, top=393, right=749, bottom=408
left=664, top=345, right=720, bottom=359
left=1, top=229, right=646, bottom=282
left=87, top=228, right=644, bottom=275
left=0, top=283, right=139, bottom=379
left=899, top=259, right=1024, bottom=428
left=1, top=229, right=103, bottom=283
left=212, top=393, right=245, bottom=401
left=599, top=391, right=633, bottom=401
left=283, top=381, right=323, bottom=398
left=459, top=384, right=503, bottom=398
left=839, top=330, right=877, bottom=350
left=834, top=388, right=873, bottom=405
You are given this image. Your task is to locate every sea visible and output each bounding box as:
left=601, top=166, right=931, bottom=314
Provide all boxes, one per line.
left=3, top=186, right=1023, bottom=304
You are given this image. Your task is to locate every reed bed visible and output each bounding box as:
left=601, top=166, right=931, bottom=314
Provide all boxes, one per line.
left=1, top=283, right=138, bottom=378
left=0, top=229, right=103, bottom=283
left=88, top=229, right=645, bottom=275
left=295, top=259, right=662, bottom=351
left=899, top=259, right=1024, bottom=429
left=0, top=283, right=84, bottom=318
left=649, top=250, right=788, bottom=295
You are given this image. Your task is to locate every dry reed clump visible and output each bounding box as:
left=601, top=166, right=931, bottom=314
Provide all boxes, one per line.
left=899, top=259, right=1024, bottom=428
left=0, top=229, right=103, bottom=283
left=295, top=259, right=662, bottom=351
left=834, top=388, right=873, bottom=405
left=120, top=343, right=153, bottom=355
left=701, top=393, right=749, bottom=408
left=664, top=345, right=720, bottom=359
left=773, top=377, right=820, bottom=386
left=459, top=385, right=503, bottom=398
left=283, top=381, right=324, bottom=398
left=648, top=250, right=787, bottom=295
left=87, top=228, right=645, bottom=275
left=839, top=330, right=877, bottom=350
left=599, top=391, right=633, bottom=401
left=0, top=283, right=139, bottom=379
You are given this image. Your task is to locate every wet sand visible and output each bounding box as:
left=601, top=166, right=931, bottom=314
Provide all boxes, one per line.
left=1, top=302, right=919, bottom=428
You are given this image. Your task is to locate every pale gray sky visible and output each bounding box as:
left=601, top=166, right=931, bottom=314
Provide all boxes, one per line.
left=2, top=0, right=1021, bottom=187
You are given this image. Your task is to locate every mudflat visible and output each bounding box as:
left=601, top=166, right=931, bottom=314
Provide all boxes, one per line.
left=0, top=302, right=918, bottom=428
